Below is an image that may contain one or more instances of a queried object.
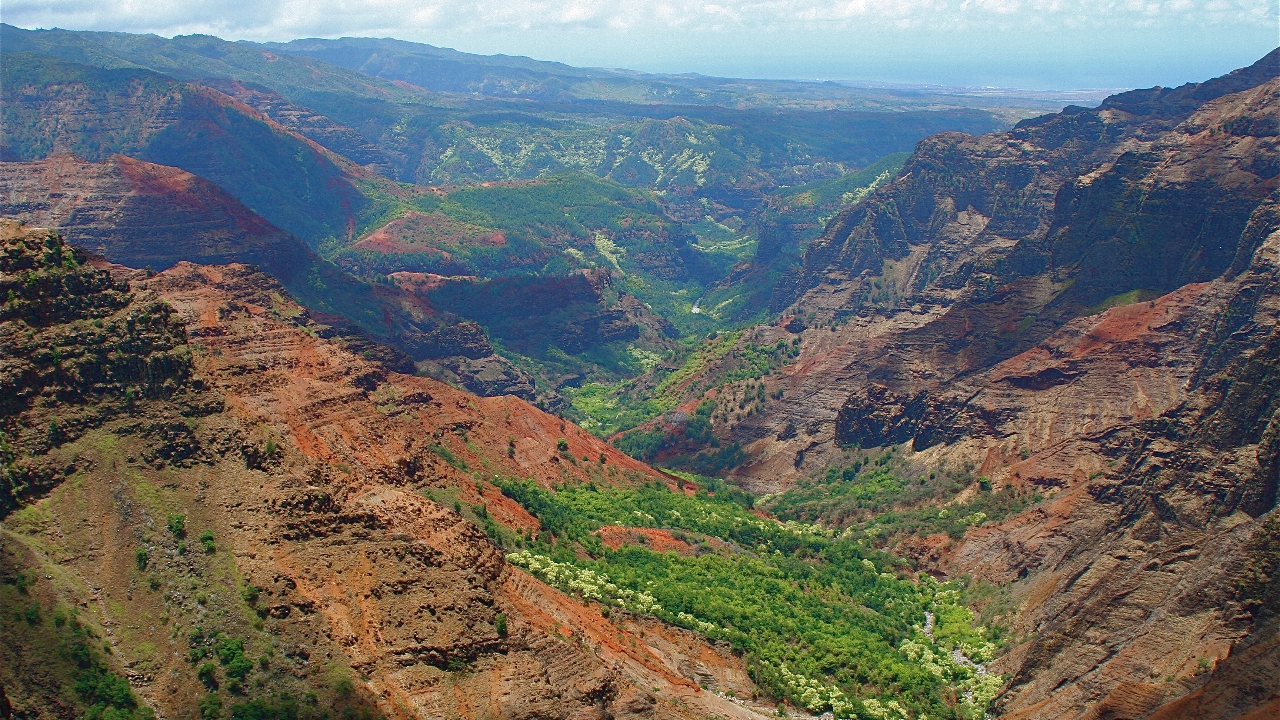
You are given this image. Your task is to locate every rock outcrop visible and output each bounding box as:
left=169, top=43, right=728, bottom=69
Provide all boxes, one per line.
left=0, top=155, right=317, bottom=278
left=0, top=219, right=198, bottom=513
left=661, top=53, right=1280, bottom=718
left=1, top=228, right=770, bottom=720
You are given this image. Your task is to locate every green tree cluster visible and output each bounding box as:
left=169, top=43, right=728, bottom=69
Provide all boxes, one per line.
left=495, top=477, right=1004, bottom=718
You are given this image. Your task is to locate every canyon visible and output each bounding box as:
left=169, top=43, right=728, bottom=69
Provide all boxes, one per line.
left=2, top=28, right=1278, bottom=720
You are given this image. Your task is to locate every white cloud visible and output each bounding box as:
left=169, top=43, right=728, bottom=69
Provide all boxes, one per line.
left=2, top=0, right=1274, bottom=89
left=2, top=0, right=1274, bottom=40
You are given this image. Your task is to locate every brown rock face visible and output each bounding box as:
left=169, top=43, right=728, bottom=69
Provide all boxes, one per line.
left=411, top=321, right=494, bottom=360
left=0, top=155, right=315, bottom=279
left=200, top=77, right=396, bottom=175
left=152, top=263, right=767, bottom=719
left=1, top=237, right=768, bottom=720
left=732, top=61, right=1280, bottom=491
left=668, top=56, right=1280, bottom=718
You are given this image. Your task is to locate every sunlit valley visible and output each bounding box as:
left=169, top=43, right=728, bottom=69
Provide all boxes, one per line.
left=1, top=18, right=1278, bottom=720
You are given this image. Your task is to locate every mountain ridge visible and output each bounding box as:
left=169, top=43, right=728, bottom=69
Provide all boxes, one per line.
left=3, top=30, right=1280, bottom=720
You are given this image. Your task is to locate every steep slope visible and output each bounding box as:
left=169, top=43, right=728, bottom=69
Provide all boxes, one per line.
left=595, top=52, right=1280, bottom=718
left=1, top=222, right=771, bottom=720
left=0, top=219, right=195, bottom=514
left=0, top=155, right=552, bottom=403
left=918, top=209, right=1280, bottom=717
left=701, top=51, right=1280, bottom=487
left=0, top=53, right=386, bottom=246
left=0, top=155, right=316, bottom=275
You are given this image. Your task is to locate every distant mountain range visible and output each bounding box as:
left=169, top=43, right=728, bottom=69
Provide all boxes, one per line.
left=1, top=19, right=1278, bottom=720
left=0, top=22, right=1021, bottom=406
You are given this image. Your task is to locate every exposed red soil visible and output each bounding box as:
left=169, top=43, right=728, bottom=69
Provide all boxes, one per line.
left=352, top=211, right=506, bottom=255
left=386, top=271, right=482, bottom=294
left=153, top=261, right=664, bottom=496
left=597, top=526, right=695, bottom=555
left=0, top=155, right=307, bottom=270
left=187, top=83, right=377, bottom=180
left=497, top=569, right=769, bottom=719
left=130, top=261, right=771, bottom=719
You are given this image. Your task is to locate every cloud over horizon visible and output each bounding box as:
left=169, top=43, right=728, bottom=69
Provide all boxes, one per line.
left=3, top=0, right=1276, bottom=88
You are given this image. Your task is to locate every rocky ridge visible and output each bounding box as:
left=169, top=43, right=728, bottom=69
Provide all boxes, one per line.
left=0, top=156, right=550, bottom=405
left=630, top=53, right=1280, bottom=718
left=719, top=56, right=1279, bottom=487
left=1, top=224, right=772, bottom=720
left=0, top=155, right=316, bottom=276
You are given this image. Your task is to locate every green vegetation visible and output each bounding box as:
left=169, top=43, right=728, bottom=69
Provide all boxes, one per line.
left=1, top=425, right=387, bottom=719
left=0, top=53, right=385, bottom=247
left=0, top=580, right=154, bottom=720
left=214, top=636, right=255, bottom=680
left=567, top=331, right=802, bottom=442
left=778, top=152, right=910, bottom=212
left=764, top=450, right=1040, bottom=544
left=609, top=400, right=747, bottom=475
left=199, top=530, right=216, bottom=554
left=567, top=331, right=739, bottom=435
left=335, top=174, right=688, bottom=277
left=426, top=443, right=468, bottom=470
left=367, top=172, right=750, bottom=366
left=491, top=477, right=1005, bottom=718
left=1084, top=288, right=1161, bottom=316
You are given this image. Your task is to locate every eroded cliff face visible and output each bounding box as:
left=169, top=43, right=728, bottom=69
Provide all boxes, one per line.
left=1, top=225, right=769, bottom=720
left=0, top=156, right=550, bottom=405
left=671, top=56, right=1280, bottom=718
left=727, top=60, right=1279, bottom=490
left=0, top=155, right=316, bottom=278
left=935, top=218, right=1280, bottom=718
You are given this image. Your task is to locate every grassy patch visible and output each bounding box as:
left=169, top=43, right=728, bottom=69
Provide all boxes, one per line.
left=1085, top=288, right=1160, bottom=316
left=1, top=576, right=154, bottom=720
left=492, top=478, right=1006, bottom=718
left=763, top=450, right=1040, bottom=544
left=426, top=444, right=468, bottom=471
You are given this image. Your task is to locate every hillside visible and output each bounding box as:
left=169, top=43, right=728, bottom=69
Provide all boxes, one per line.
left=0, top=155, right=317, bottom=275
left=4, top=21, right=1280, bottom=720
left=0, top=155, right=559, bottom=406
left=0, top=52, right=397, bottom=247
left=724, top=51, right=1280, bottom=483
left=264, top=35, right=1109, bottom=115
left=0, top=221, right=779, bottom=719
left=0, top=24, right=1040, bottom=411
left=597, top=50, right=1280, bottom=717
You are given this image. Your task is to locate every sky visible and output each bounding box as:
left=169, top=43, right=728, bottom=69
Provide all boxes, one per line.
left=3, top=0, right=1277, bottom=90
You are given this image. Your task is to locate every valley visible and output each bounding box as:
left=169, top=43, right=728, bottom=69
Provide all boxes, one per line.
left=1, top=23, right=1278, bottom=720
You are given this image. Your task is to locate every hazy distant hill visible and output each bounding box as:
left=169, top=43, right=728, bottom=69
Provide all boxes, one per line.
left=0, top=23, right=1021, bottom=400
left=266, top=35, right=1109, bottom=114
left=0, top=52, right=382, bottom=246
